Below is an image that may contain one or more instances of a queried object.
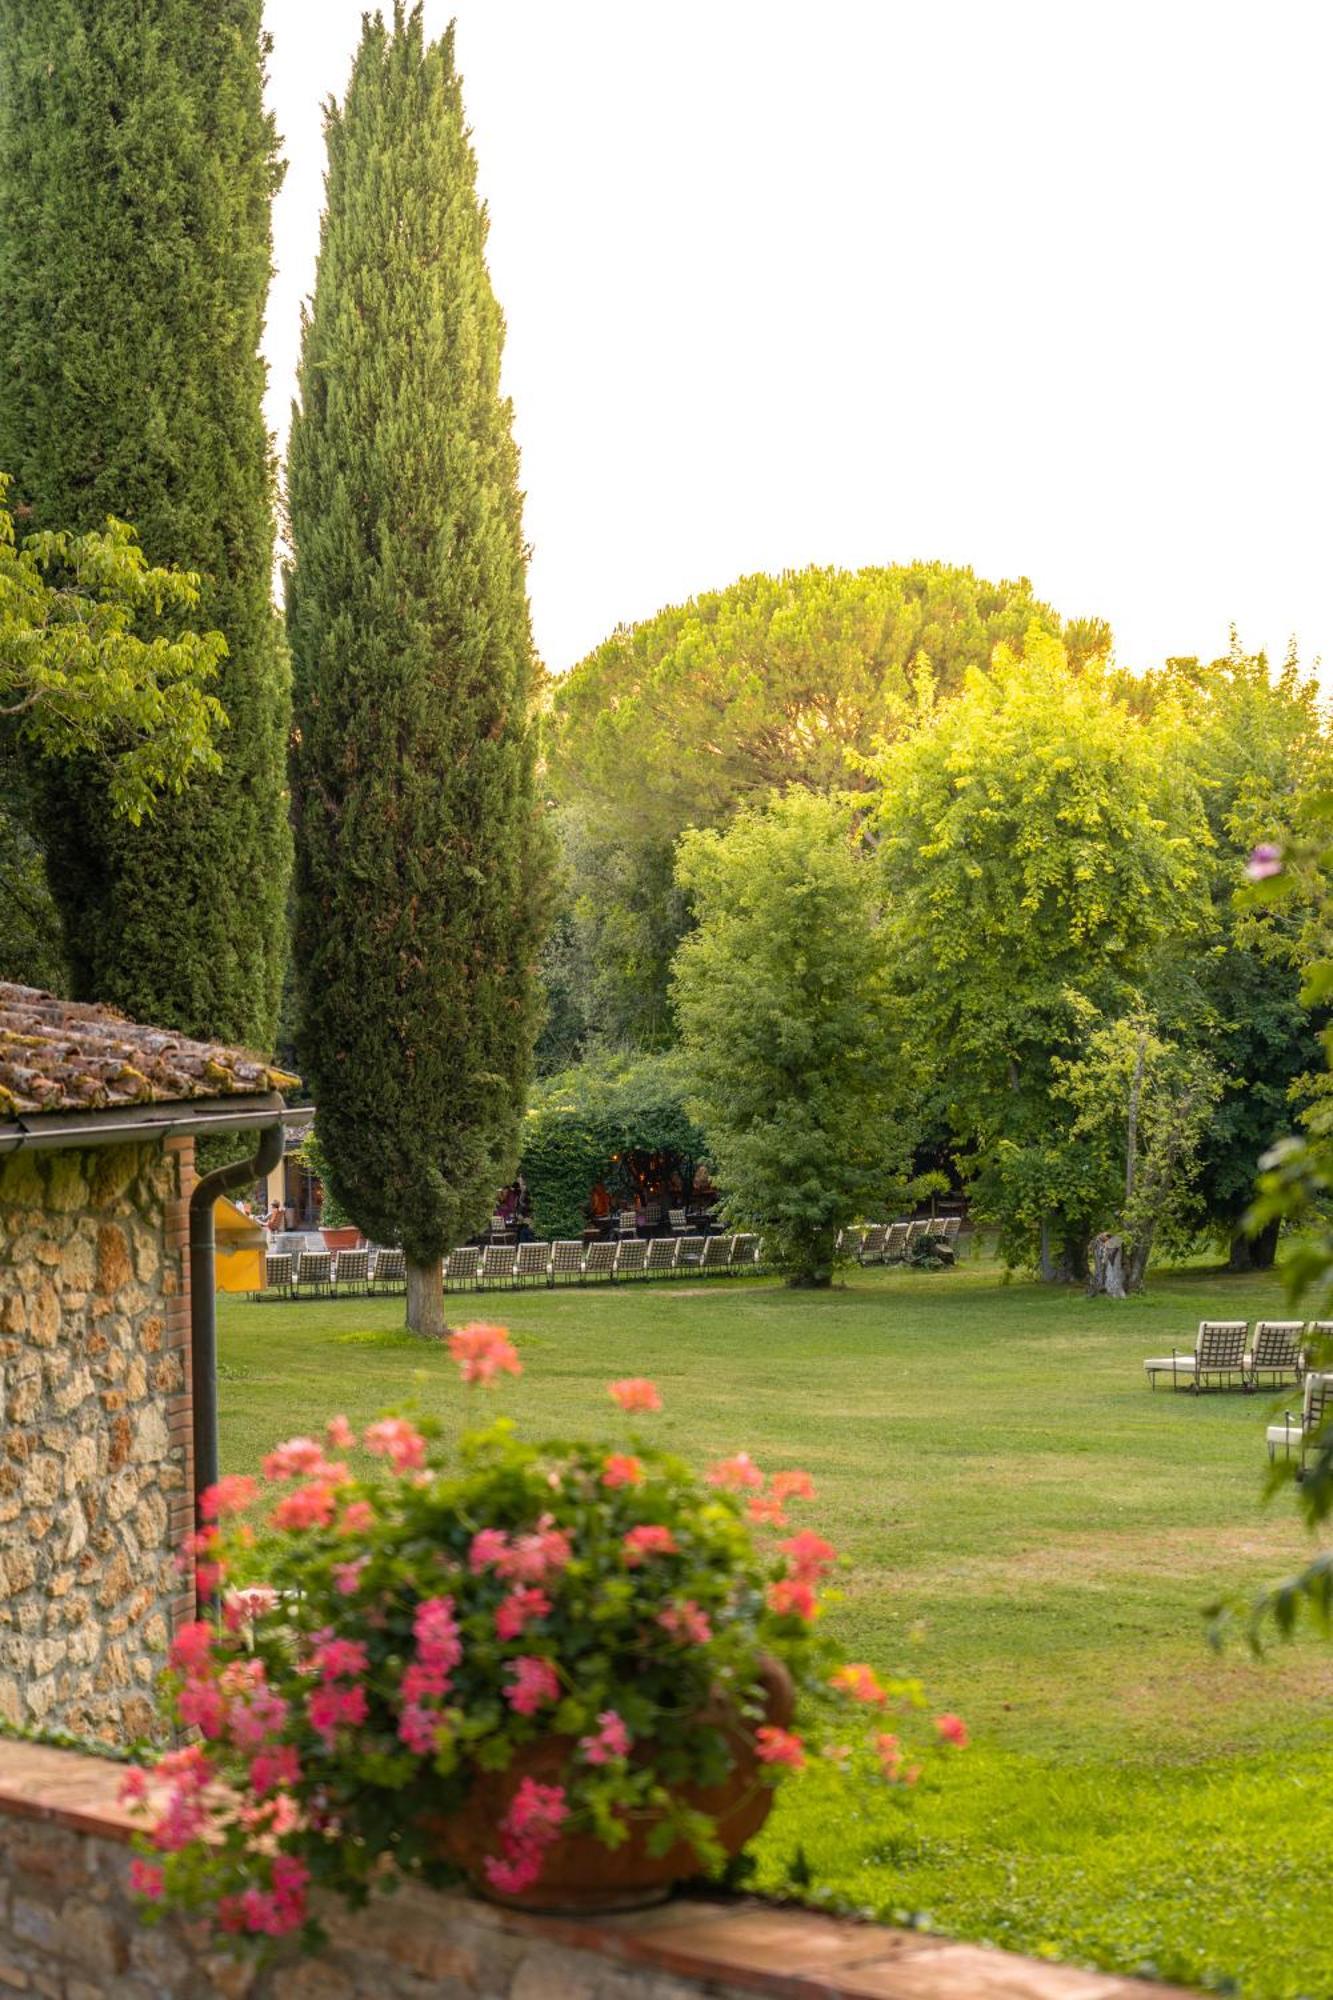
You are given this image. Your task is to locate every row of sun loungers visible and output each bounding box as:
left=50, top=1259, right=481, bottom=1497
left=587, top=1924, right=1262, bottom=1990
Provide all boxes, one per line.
left=447, top=1233, right=765, bottom=1289
left=836, top=1218, right=961, bottom=1264
left=1265, top=1370, right=1333, bottom=1466
left=1142, top=1320, right=1332, bottom=1392
left=255, top=1236, right=765, bottom=1300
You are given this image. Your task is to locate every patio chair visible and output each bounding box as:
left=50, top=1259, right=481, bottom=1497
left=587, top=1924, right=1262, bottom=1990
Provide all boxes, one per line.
left=668, top=1208, right=689, bottom=1235
left=674, top=1234, right=705, bottom=1272
left=857, top=1224, right=888, bottom=1266
left=834, top=1227, right=861, bottom=1261
left=700, top=1234, right=733, bottom=1275
left=882, top=1222, right=910, bottom=1262
left=614, top=1238, right=648, bottom=1281
left=643, top=1203, right=662, bottom=1229
left=550, top=1240, right=586, bottom=1286
left=295, top=1250, right=331, bottom=1298
left=1246, top=1321, right=1306, bottom=1389
left=262, top=1252, right=293, bottom=1300
left=729, top=1233, right=759, bottom=1273
left=1305, top=1320, right=1333, bottom=1360
left=443, top=1246, right=480, bottom=1292
left=904, top=1220, right=929, bottom=1251
left=942, top=1217, right=962, bottom=1245
left=477, top=1243, right=516, bottom=1291
left=332, top=1247, right=369, bottom=1296
left=583, top=1240, right=616, bottom=1283
left=616, top=1208, right=639, bottom=1237
left=514, top=1240, right=551, bottom=1288
left=1267, top=1371, right=1333, bottom=1466
left=645, top=1236, right=678, bottom=1280
left=1143, top=1320, right=1248, bottom=1392
left=369, top=1247, right=406, bottom=1294
left=489, top=1213, right=513, bottom=1244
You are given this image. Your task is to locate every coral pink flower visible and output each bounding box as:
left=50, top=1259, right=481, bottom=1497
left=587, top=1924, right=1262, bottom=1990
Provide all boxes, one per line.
left=508, top=1778, right=569, bottom=1838
left=504, top=1656, right=560, bottom=1715
left=364, top=1417, right=427, bottom=1472
left=767, top=1577, right=817, bottom=1622
left=608, top=1378, right=662, bottom=1412
left=657, top=1600, right=712, bottom=1646
left=222, top=1586, right=278, bottom=1632
left=167, top=1620, right=214, bottom=1675
left=198, top=1474, right=258, bottom=1521
left=312, top=1636, right=368, bottom=1680
left=495, top=1517, right=573, bottom=1582
left=874, top=1733, right=919, bottom=1784
left=227, top=1684, right=288, bottom=1751
left=118, top=1766, right=149, bottom=1806
left=755, top=1726, right=806, bottom=1769
left=777, top=1530, right=838, bottom=1583
left=579, top=1710, right=631, bottom=1765
left=326, top=1414, right=355, bottom=1449
left=176, top=1679, right=226, bottom=1738
left=449, top=1323, right=522, bottom=1384
left=262, top=1437, right=328, bottom=1481
left=601, top=1454, right=643, bottom=1489
left=307, top=1682, right=367, bottom=1745
left=706, top=1452, right=763, bottom=1491
left=622, top=1524, right=678, bottom=1565
left=129, top=1858, right=165, bottom=1901
left=338, top=1500, right=375, bottom=1536
left=830, top=1663, right=888, bottom=1706
left=414, top=1595, right=462, bottom=1663
left=747, top=1496, right=788, bottom=1528
left=333, top=1558, right=368, bottom=1597
left=271, top=1481, right=338, bottom=1532
left=935, top=1713, right=969, bottom=1747
left=399, top=1702, right=446, bottom=1756
left=495, top=1587, right=552, bottom=1642
left=250, top=1744, right=301, bottom=1795
left=771, top=1469, right=816, bottom=1502
left=469, top=1527, right=509, bottom=1572
left=484, top=1851, right=543, bottom=1896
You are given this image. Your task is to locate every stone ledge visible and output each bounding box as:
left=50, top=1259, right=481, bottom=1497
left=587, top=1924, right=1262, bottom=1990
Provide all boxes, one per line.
left=0, top=1740, right=1197, bottom=1999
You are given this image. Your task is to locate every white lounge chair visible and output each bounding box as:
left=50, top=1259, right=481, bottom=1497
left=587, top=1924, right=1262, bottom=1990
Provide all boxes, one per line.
left=477, top=1243, right=516, bottom=1291
left=1246, top=1321, right=1306, bottom=1389
left=700, top=1234, right=733, bottom=1275
left=857, top=1224, right=888, bottom=1266
left=583, top=1240, right=616, bottom=1283
left=262, top=1252, right=293, bottom=1299
left=1267, top=1372, right=1333, bottom=1466
left=332, top=1247, right=369, bottom=1295
left=673, top=1234, right=704, bottom=1272
left=613, top=1238, right=648, bottom=1280
left=370, top=1247, right=406, bottom=1294
left=550, top=1240, right=585, bottom=1286
left=645, top=1237, right=678, bottom=1279
left=882, top=1222, right=910, bottom=1262
left=514, top=1240, right=551, bottom=1288
left=443, top=1246, right=480, bottom=1292
left=1144, top=1321, right=1248, bottom=1392
left=295, top=1250, right=332, bottom=1298
left=729, top=1233, right=759, bottom=1273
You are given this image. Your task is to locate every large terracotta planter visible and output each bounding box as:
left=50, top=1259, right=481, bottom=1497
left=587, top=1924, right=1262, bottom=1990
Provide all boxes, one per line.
left=321, top=1226, right=361, bottom=1252
left=424, top=1656, right=794, bottom=1914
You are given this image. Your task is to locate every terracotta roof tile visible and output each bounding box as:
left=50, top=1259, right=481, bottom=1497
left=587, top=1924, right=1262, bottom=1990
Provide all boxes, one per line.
left=0, top=985, right=298, bottom=1120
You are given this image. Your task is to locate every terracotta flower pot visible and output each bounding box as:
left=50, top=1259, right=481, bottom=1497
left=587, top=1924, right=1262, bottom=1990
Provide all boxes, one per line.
left=424, top=1655, right=795, bottom=1914
left=321, top=1226, right=361, bottom=1252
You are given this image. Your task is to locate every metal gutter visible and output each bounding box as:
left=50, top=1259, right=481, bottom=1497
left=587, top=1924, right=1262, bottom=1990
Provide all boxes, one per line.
left=0, top=1091, right=290, bottom=1156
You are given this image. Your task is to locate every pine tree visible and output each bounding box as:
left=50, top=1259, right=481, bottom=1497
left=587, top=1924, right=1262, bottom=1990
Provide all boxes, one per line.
left=286, top=7, right=546, bottom=1335
left=0, top=0, right=291, bottom=1047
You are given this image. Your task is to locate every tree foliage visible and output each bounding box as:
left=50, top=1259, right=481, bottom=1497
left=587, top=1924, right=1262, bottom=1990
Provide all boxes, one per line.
left=518, top=1054, right=706, bottom=1241
left=546, top=563, right=1107, bottom=1049
left=0, top=0, right=291, bottom=1046
left=867, top=629, right=1210, bottom=1277
left=286, top=6, right=546, bottom=1333
left=673, top=790, right=914, bottom=1286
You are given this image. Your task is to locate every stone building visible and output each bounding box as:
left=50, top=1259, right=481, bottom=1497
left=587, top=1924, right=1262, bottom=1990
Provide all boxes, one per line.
left=0, top=984, right=294, bottom=1743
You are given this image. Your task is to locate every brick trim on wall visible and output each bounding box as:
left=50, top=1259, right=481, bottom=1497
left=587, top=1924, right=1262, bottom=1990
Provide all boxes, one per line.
left=163, top=1135, right=195, bottom=1636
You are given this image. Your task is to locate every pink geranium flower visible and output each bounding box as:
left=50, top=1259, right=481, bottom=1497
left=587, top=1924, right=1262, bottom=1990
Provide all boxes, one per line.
left=250, top=1744, right=301, bottom=1795
left=830, top=1663, right=888, bottom=1706
left=747, top=1495, right=788, bottom=1528
left=504, top=1656, right=560, bottom=1715
left=129, top=1858, right=165, bottom=1901
left=755, top=1726, right=805, bottom=1769
left=777, top=1530, right=838, bottom=1582
left=706, top=1452, right=763, bottom=1491
left=262, top=1437, right=328, bottom=1481
left=495, top=1586, right=552, bottom=1642
left=657, top=1600, right=712, bottom=1646
left=307, top=1682, right=367, bottom=1745
left=270, top=1481, right=338, bottom=1532
left=326, top=1414, right=356, bottom=1449
left=198, top=1474, right=258, bottom=1521
left=608, top=1377, right=662, bottom=1412
left=766, top=1577, right=817, bottom=1621
left=935, top=1712, right=969, bottom=1747
left=167, top=1620, right=214, bottom=1675
left=622, top=1524, right=678, bottom=1565
left=579, top=1709, right=630, bottom=1765
left=601, top=1454, right=643, bottom=1489
left=449, top=1323, right=522, bottom=1384
left=364, top=1417, right=427, bottom=1472
left=223, top=1586, right=278, bottom=1632
left=771, top=1469, right=816, bottom=1502
left=338, top=1500, right=375, bottom=1535
left=332, top=1558, right=368, bottom=1597
left=469, top=1527, right=509, bottom=1572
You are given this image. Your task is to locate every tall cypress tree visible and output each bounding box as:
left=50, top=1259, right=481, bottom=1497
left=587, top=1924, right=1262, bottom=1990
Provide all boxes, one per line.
left=286, top=7, right=546, bottom=1335
left=0, top=0, right=290, bottom=1047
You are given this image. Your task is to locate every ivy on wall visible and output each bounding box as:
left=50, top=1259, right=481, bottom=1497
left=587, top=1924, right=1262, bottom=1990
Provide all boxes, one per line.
left=519, top=1054, right=707, bottom=1241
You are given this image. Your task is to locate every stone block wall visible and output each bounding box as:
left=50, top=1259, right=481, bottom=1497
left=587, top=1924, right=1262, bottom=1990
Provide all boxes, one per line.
left=0, top=1137, right=194, bottom=1742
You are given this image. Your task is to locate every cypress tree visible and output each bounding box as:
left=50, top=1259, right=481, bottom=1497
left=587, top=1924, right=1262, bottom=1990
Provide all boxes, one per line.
left=286, top=6, right=546, bottom=1335
left=0, top=0, right=291, bottom=1047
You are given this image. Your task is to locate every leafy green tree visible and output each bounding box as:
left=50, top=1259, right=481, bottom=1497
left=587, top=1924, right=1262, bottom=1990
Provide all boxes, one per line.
left=672, top=790, right=913, bottom=1287
left=0, top=0, right=290, bottom=1046
left=548, top=564, right=1107, bottom=1048
left=287, top=6, right=546, bottom=1337
left=867, top=629, right=1211, bottom=1280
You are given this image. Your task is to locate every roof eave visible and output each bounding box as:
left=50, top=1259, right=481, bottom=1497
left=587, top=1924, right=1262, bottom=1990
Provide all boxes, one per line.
left=0, top=1090, right=291, bottom=1157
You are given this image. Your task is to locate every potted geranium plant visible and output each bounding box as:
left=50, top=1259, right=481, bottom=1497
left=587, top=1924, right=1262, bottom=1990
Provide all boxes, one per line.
left=125, top=1327, right=964, bottom=1952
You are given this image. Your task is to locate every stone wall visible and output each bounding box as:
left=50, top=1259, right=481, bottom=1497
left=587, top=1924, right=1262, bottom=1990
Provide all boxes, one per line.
left=0, top=1138, right=194, bottom=1742
left=0, top=1741, right=1192, bottom=2000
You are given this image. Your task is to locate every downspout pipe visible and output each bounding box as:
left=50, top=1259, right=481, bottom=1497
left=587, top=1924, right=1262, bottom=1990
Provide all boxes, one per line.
left=189, top=1121, right=286, bottom=1547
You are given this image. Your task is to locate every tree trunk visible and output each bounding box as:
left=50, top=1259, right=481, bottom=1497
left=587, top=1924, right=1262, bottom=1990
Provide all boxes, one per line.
left=406, top=1256, right=446, bottom=1338
left=1087, top=1232, right=1127, bottom=1297
left=1229, top=1218, right=1279, bottom=1272
left=1039, top=1219, right=1086, bottom=1283
left=788, top=1227, right=835, bottom=1288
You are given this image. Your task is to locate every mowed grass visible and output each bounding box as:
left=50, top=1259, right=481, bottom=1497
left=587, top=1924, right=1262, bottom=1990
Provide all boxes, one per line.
left=216, top=1258, right=1333, bottom=1998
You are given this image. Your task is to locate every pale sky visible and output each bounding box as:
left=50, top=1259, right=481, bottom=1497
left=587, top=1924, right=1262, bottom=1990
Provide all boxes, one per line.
left=263, top=0, right=1332, bottom=680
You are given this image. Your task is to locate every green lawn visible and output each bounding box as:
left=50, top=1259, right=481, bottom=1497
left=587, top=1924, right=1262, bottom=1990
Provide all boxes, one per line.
left=216, top=1259, right=1333, bottom=1998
